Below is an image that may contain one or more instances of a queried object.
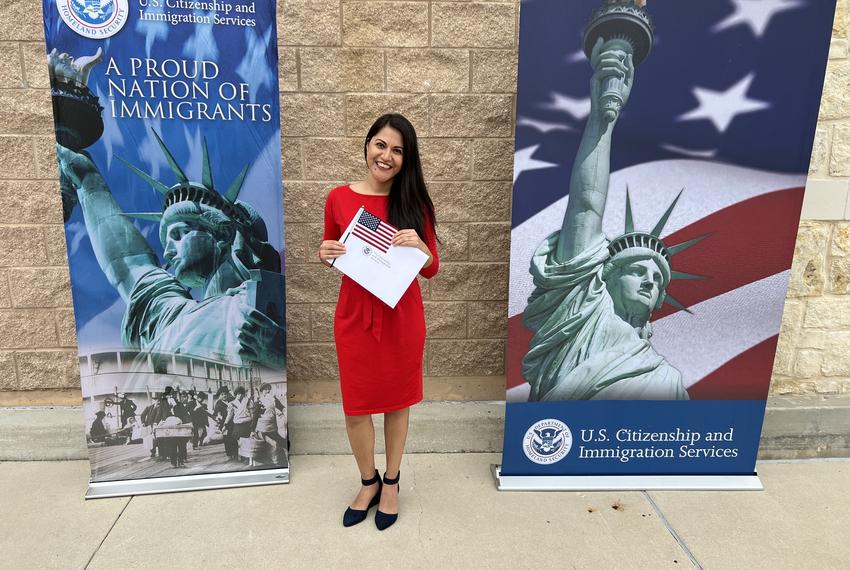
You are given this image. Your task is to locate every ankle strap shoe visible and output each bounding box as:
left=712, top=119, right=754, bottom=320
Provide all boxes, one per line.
left=342, top=469, right=382, bottom=527
left=375, top=471, right=400, bottom=531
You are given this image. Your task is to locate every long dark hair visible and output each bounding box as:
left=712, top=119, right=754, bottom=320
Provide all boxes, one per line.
left=364, top=114, right=437, bottom=242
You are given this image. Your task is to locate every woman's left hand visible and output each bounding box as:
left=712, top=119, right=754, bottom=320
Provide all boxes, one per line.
left=392, top=229, right=425, bottom=249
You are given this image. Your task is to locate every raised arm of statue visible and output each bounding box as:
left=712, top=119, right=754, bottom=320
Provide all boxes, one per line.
left=556, top=37, right=635, bottom=263
left=56, top=145, right=159, bottom=301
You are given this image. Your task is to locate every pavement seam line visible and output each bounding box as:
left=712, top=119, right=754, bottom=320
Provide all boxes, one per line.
left=84, top=496, right=133, bottom=569
left=643, top=491, right=704, bottom=570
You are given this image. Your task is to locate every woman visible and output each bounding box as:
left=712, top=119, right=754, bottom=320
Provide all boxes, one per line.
left=89, top=411, right=110, bottom=444
left=224, top=386, right=253, bottom=462
left=190, top=392, right=211, bottom=450
left=251, top=383, right=287, bottom=464
left=118, top=416, right=144, bottom=445
left=318, top=113, right=439, bottom=531
left=213, top=387, right=235, bottom=458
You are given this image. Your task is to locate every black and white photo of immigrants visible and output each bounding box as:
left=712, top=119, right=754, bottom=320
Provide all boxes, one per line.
left=82, top=350, right=288, bottom=481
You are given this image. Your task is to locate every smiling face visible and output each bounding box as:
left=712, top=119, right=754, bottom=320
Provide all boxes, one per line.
left=607, top=259, right=665, bottom=323
left=365, top=126, right=404, bottom=186
left=163, top=221, right=220, bottom=288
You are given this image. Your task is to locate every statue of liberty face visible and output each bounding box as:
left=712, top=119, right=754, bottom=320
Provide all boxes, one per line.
left=606, top=259, right=665, bottom=324
left=163, top=220, right=221, bottom=288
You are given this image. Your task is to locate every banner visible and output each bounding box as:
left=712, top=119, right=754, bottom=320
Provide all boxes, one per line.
left=42, top=0, right=288, bottom=497
left=497, top=0, right=835, bottom=488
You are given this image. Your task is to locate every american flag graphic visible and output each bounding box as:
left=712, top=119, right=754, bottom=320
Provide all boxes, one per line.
left=351, top=209, right=397, bottom=253
left=507, top=0, right=834, bottom=402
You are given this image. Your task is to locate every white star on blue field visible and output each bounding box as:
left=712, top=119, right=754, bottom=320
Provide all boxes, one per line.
left=511, top=0, right=834, bottom=227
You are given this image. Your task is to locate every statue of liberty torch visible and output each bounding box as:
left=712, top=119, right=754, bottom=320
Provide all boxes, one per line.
left=583, top=0, right=654, bottom=123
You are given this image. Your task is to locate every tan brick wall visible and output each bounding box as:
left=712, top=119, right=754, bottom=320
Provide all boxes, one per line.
left=773, top=0, right=850, bottom=397
left=0, top=0, right=847, bottom=405
left=280, top=0, right=517, bottom=404
left=0, top=0, right=79, bottom=404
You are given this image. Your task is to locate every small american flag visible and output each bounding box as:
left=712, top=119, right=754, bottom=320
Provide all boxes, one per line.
left=351, top=209, right=397, bottom=253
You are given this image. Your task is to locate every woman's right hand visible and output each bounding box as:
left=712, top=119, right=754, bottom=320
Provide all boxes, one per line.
left=318, top=240, right=346, bottom=264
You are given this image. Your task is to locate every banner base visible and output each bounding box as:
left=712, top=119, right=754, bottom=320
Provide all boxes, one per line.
left=491, top=465, right=763, bottom=491
left=86, top=468, right=290, bottom=499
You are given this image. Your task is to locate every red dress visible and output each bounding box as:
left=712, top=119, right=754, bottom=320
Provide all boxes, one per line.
left=323, top=185, right=440, bottom=415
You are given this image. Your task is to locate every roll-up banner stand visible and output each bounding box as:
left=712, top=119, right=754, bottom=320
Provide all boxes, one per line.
left=496, top=0, right=836, bottom=490
left=42, top=0, right=289, bottom=498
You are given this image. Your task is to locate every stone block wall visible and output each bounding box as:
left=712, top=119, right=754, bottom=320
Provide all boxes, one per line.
left=774, top=0, right=850, bottom=397
left=0, top=0, right=847, bottom=405
left=278, top=0, right=517, bottom=404
left=0, top=0, right=79, bottom=405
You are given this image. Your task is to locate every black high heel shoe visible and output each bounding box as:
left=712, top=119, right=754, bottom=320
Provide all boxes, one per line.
left=375, top=471, right=400, bottom=531
left=342, top=469, right=382, bottom=527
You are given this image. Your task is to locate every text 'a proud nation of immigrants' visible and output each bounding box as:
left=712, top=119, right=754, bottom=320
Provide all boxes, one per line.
left=333, top=207, right=428, bottom=308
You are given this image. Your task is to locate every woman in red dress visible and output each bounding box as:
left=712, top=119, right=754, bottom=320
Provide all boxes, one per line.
left=318, top=114, right=439, bottom=530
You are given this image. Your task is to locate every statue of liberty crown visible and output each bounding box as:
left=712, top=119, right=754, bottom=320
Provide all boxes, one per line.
left=607, top=188, right=707, bottom=312
left=121, top=129, right=258, bottom=238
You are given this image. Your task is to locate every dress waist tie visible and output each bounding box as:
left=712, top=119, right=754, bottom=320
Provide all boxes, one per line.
left=359, top=296, right=384, bottom=342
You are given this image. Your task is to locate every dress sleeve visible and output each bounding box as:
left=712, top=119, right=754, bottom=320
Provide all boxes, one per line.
left=418, top=215, right=440, bottom=279
left=323, top=190, right=341, bottom=241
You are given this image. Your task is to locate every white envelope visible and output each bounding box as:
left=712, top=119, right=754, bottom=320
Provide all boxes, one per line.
left=332, top=207, right=428, bottom=308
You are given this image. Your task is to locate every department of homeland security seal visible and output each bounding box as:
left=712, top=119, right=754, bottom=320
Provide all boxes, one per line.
left=57, top=0, right=129, bottom=40
left=362, top=246, right=372, bottom=256
left=523, top=418, right=572, bottom=464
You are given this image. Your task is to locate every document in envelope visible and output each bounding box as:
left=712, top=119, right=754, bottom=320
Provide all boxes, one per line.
left=332, top=207, right=428, bottom=308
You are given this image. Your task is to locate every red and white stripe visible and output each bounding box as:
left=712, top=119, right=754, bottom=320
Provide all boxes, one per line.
left=352, top=218, right=396, bottom=253
left=507, top=159, right=806, bottom=402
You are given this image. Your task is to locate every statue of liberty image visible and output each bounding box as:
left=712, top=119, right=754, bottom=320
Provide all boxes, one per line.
left=57, top=132, right=286, bottom=370
left=522, top=11, right=702, bottom=401
left=57, top=133, right=286, bottom=370
left=57, top=132, right=285, bottom=369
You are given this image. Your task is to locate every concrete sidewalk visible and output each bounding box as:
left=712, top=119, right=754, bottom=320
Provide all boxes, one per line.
left=1, top=455, right=847, bottom=569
